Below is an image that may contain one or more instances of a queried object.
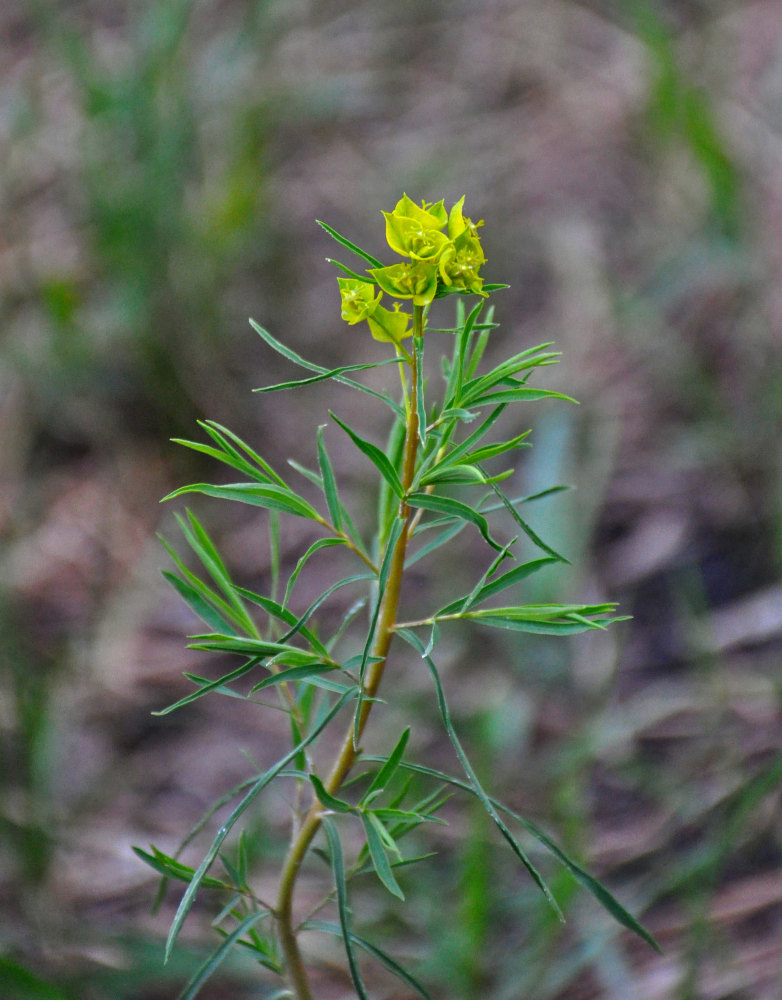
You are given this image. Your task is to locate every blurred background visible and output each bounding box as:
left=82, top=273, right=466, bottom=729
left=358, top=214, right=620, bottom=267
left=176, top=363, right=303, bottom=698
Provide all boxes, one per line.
left=2, top=0, right=781, bottom=997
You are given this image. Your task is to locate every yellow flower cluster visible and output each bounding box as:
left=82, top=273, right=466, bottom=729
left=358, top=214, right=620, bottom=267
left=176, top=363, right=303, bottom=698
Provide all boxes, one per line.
left=338, top=195, right=486, bottom=344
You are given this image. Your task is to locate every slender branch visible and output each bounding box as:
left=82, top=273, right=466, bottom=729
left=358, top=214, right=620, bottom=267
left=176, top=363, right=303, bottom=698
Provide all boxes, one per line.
left=274, top=306, right=425, bottom=1000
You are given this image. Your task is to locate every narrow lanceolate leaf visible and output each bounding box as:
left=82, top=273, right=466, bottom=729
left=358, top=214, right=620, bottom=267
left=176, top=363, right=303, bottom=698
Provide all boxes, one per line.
left=397, top=629, right=563, bottom=920
left=436, top=557, right=558, bottom=617
left=466, top=386, right=577, bottom=407
left=323, top=817, right=371, bottom=1000
left=316, top=219, right=384, bottom=267
left=462, top=603, right=624, bottom=635
left=284, top=537, right=347, bottom=607
left=165, top=688, right=355, bottom=962
left=303, top=920, right=435, bottom=1000
left=482, top=478, right=570, bottom=563
left=331, top=412, right=404, bottom=499
left=161, top=571, right=238, bottom=635
left=254, top=357, right=401, bottom=393
left=378, top=759, right=661, bottom=953
left=249, top=662, right=337, bottom=694
left=132, top=846, right=233, bottom=890
left=250, top=319, right=403, bottom=416
left=362, top=728, right=410, bottom=803
left=162, top=482, right=323, bottom=521
left=185, top=634, right=325, bottom=661
left=233, top=586, right=328, bottom=656
left=361, top=813, right=405, bottom=899
left=310, top=774, right=355, bottom=814
left=406, top=493, right=503, bottom=551
left=317, top=425, right=343, bottom=532
left=167, top=511, right=258, bottom=636
left=152, top=658, right=262, bottom=716
left=201, top=421, right=289, bottom=486
left=177, top=910, right=271, bottom=1000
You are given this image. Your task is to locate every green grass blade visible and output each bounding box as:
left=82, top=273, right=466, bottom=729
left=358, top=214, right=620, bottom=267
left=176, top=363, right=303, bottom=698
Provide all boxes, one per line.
left=322, top=816, right=371, bottom=1000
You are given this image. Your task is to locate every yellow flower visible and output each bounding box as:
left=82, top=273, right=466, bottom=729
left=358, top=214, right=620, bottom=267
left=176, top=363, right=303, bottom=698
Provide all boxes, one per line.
left=368, top=260, right=439, bottom=306
left=338, top=278, right=382, bottom=324
left=438, top=229, right=487, bottom=297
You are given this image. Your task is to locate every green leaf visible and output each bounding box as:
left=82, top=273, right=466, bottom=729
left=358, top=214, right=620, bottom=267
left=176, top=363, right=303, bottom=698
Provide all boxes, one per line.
left=165, top=688, right=356, bottom=962
left=161, top=570, right=239, bottom=635
left=463, top=603, right=624, bottom=635
left=177, top=910, right=271, bottom=1000
left=436, top=557, right=557, bottom=617
left=168, top=511, right=259, bottom=636
left=303, top=921, right=435, bottom=1000
left=249, top=662, right=337, bottom=694
left=482, top=478, right=570, bottom=563
left=310, top=774, right=355, bottom=813
left=467, top=386, right=577, bottom=407
left=397, top=629, right=563, bottom=919
left=370, top=756, right=660, bottom=953
left=326, top=257, right=378, bottom=282
left=250, top=319, right=403, bottom=416
left=317, top=424, right=343, bottom=532
left=362, top=728, right=410, bottom=804
left=233, top=586, right=328, bottom=656
left=133, top=846, right=232, bottom=890
left=162, top=482, right=323, bottom=521
left=406, top=519, right=466, bottom=567
left=406, top=493, right=503, bottom=551
left=461, top=430, right=532, bottom=464
left=254, top=358, right=401, bottom=393
left=152, top=657, right=262, bottom=715
left=316, top=219, right=384, bottom=268
left=284, top=537, right=347, bottom=607
left=203, top=420, right=289, bottom=486
left=331, top=412, right=404, bottom=499
left=361, top=812, right=405, bottom=899
left=322, top=816, right=371, bottom=1000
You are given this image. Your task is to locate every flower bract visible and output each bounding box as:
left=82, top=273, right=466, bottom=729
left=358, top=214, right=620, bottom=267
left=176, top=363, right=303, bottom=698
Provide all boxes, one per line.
left=368, top=261, right=439, bottom=306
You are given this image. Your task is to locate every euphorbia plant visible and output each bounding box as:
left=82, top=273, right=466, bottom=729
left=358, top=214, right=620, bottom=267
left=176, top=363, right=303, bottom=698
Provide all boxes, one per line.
left=137, top=196, right=659, bottom=999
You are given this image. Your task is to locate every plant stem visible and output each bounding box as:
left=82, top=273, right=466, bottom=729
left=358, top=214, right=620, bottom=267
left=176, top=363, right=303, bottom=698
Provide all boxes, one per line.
left=275, top=305, right=424, bottom=999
